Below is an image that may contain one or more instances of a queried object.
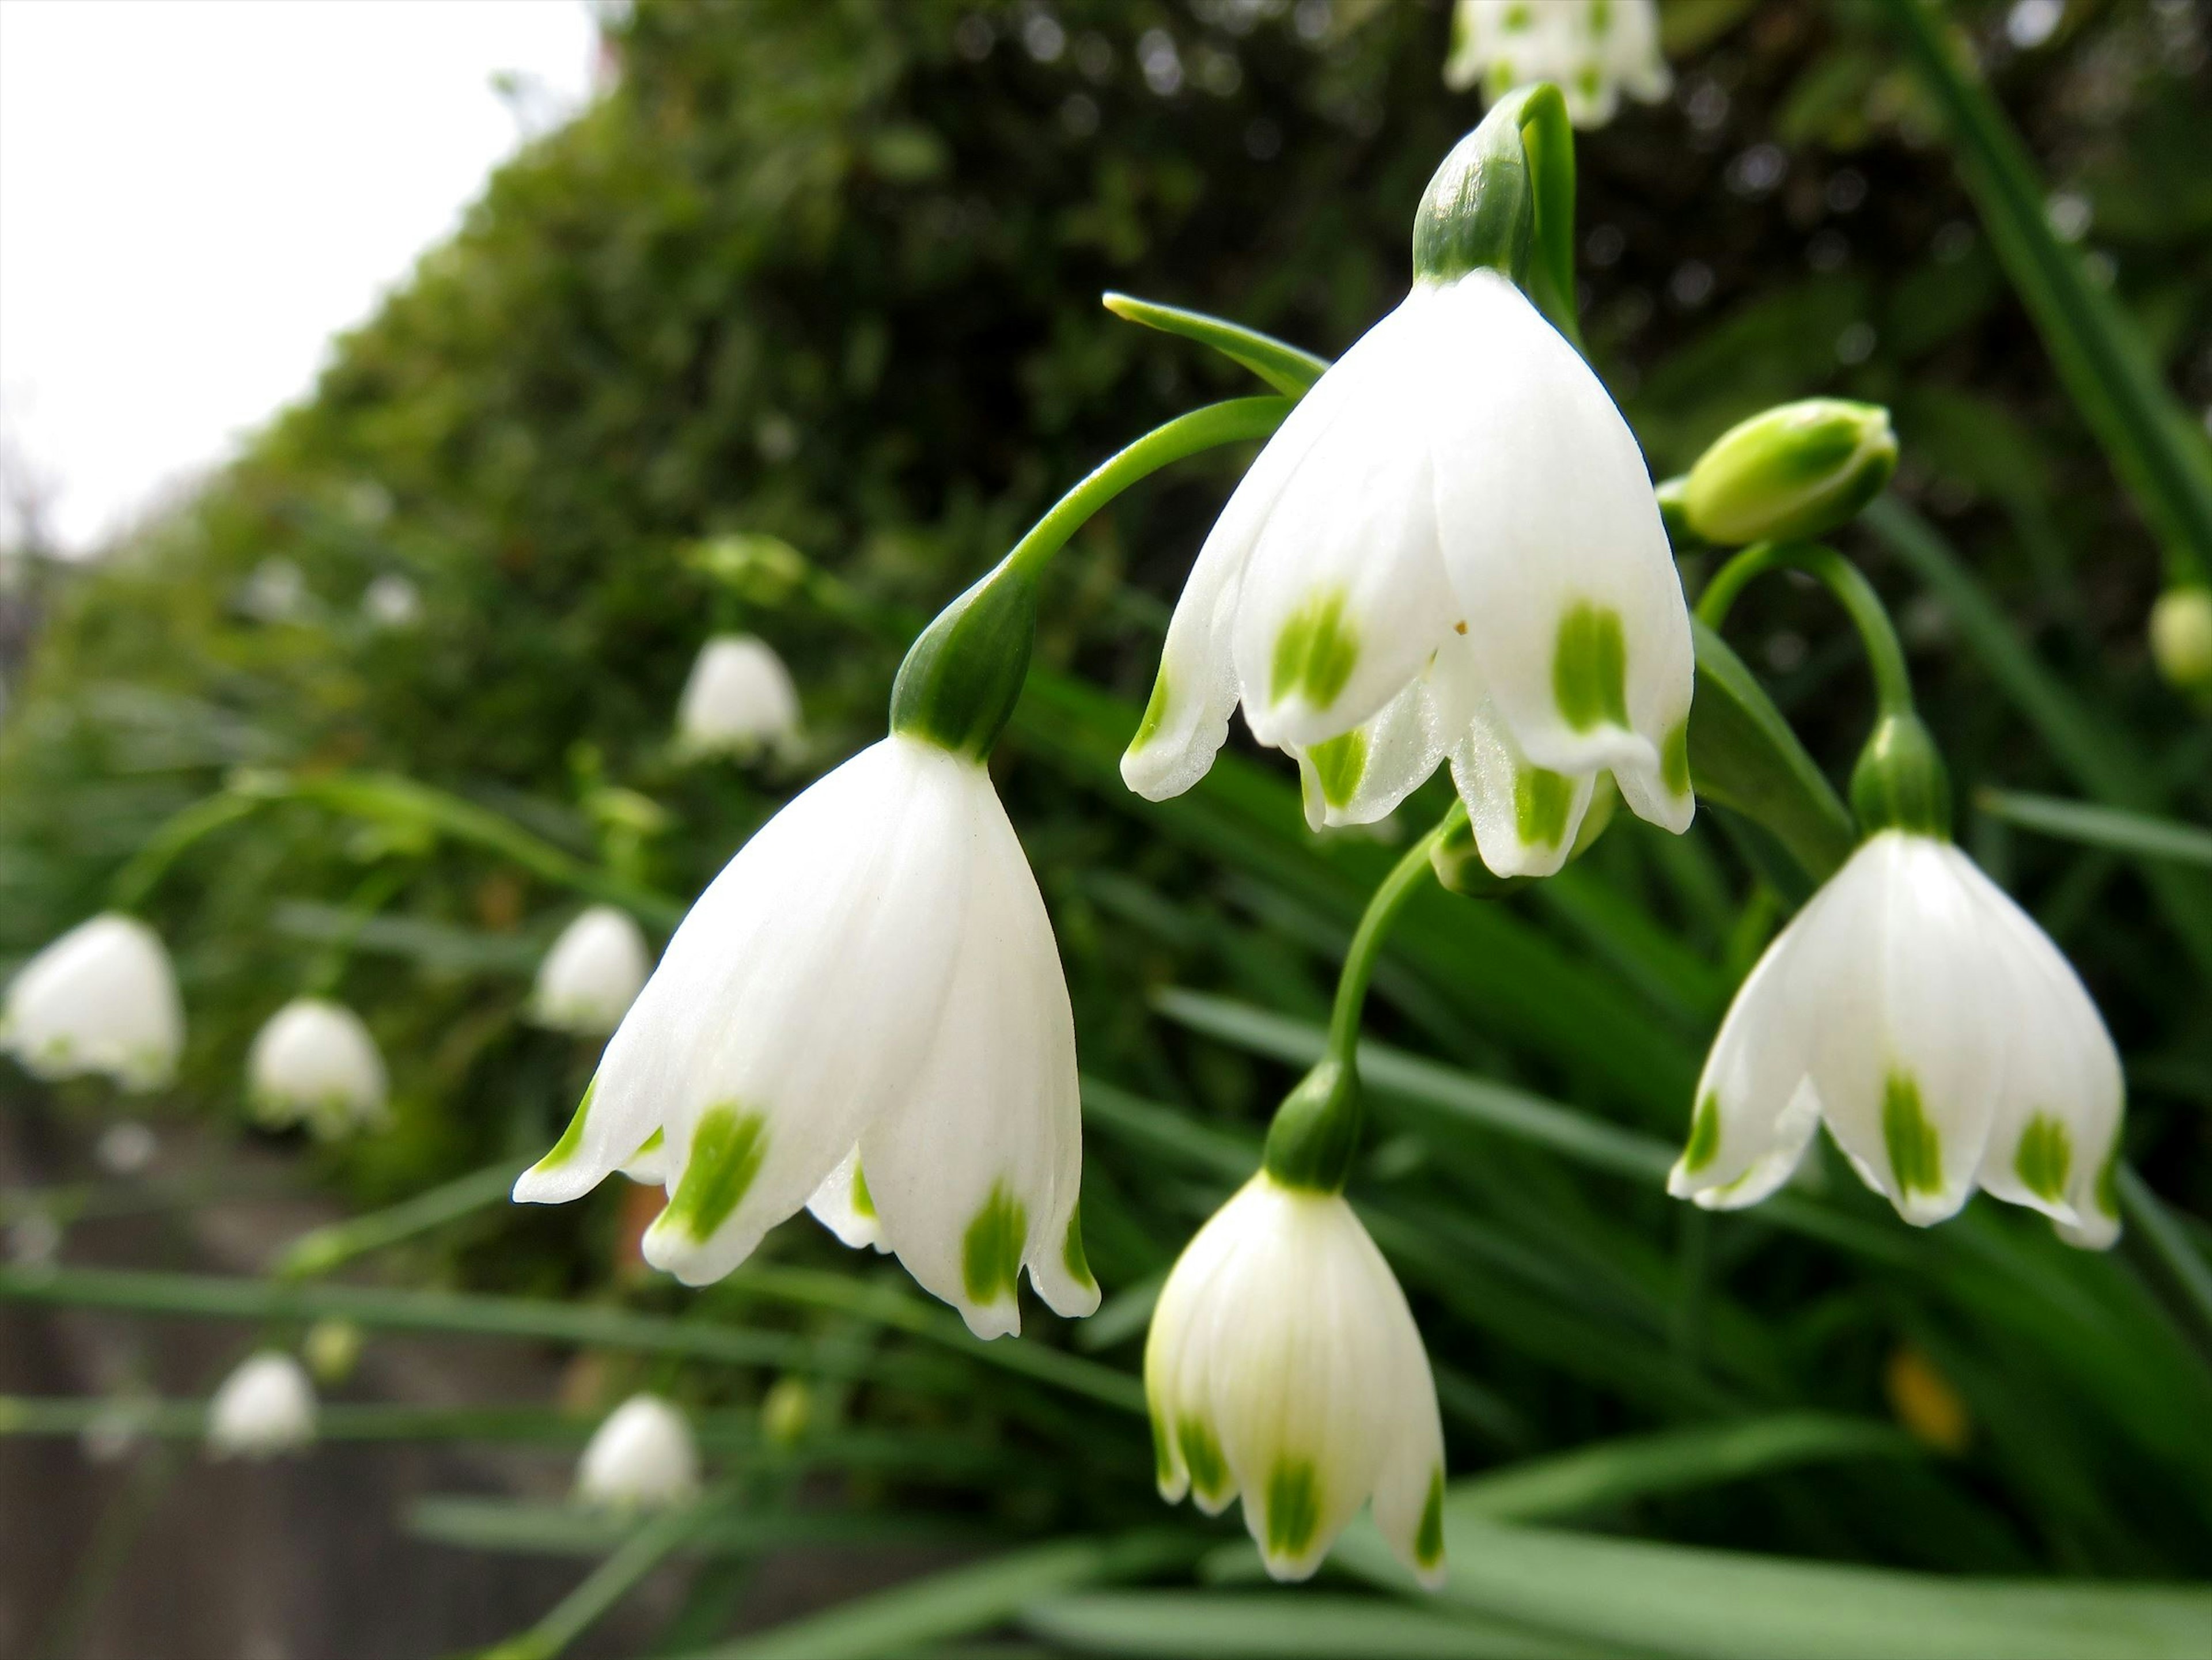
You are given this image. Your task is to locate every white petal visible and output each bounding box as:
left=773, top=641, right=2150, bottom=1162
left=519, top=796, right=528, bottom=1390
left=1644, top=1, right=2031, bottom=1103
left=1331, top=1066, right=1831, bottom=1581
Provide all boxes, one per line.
left=247, top=998, right=388, bottom=1138
left=1447, top=683, right=1599, bottom=879
left=805, top=1146, right=886, bottom=1252
left=576, top=1393, right=701, bottom=1510
left=1428, top=271, right=1693, bottom=810
left=1290, top=642, right=1478, bottom=831
left=532, top=905, right=654, bottom=1036
left=2, top=914, right=184, bottom=1091
left=675, top=634, right=802, bottom=758
left=858, top=782, right=1093, bottom=1337
left=1350, top=1225, right=1448, bottom=1589
left=206, top=1352, right=316, bottom=1458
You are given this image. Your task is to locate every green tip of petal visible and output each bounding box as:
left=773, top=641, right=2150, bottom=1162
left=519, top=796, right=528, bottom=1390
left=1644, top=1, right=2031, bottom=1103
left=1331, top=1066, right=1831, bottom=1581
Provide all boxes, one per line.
left=1513, top=765, right=1574, bottom=850
left=1308, top=729, right=1368, bottom=810
left=533, top=1076, right=599, bottom=1172
left=1128, top=670, right=1172, bottom=754
left=1270, top=591, right=1359, bottom=712
left=850, top=1160, right=876, bottom=1219
left=1061, top=1202, right=1096, bottom=1291
left=1264, top=1458, right=1321, bottom=1563
left=1681, top=1091, right=1722, bottom=1176
left=1180, top=1417, right=1229, bottom=1505
left=960, top=1181, right=1029, bottom=1306
left=1553, top=602, right=1631, bottom=734
left=1662, top=718, right=1692, bottom=797
left=661, top=1104, right=768, bottom=1243
left=1882, top=1072, right=1943, bottom=1200
left=2014, top=1114, right=2073, bottom=1204
left=1415, top=1467, right=1446, bottom=1571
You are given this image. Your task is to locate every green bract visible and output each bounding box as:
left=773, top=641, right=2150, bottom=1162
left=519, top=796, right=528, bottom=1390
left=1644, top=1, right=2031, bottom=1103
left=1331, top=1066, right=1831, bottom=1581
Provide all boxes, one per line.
left=888, top=565, right=1041, bottom=760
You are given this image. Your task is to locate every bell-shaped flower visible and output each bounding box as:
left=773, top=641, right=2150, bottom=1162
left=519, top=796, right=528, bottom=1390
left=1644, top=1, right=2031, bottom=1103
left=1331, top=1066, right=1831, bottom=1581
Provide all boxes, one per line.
left=675, top=634, right=803, bottom=760
left=1669, top=829, right=2124, bottom=1246
left=1122, top=255, right=1692, bottom=880
left=1444, top=0, right=1671, bottom=128
left=531, top=905, right=653, bottom=1037
left=361, top=573, right=423, bottom=628
left=575, top=1393, right=702, bottom=1510
left=2, top=914, right=184, bottom=1091
left=206, top=1351, right=317, bottom=1458
left=513, top=733, right=1099, bottom=1340
left=1147, top=1173, right=1446, bottom=1587
left=248, top=997, right=389, bottom=1140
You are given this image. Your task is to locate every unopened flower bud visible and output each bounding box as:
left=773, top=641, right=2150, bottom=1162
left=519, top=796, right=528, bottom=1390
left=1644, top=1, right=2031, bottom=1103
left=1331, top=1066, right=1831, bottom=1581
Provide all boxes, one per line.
left=207, top=1352, right=317, bottom=1458
left=575, top=1393, right=700, bottom=1510
left=1684, top=399, right=1897, bottom=547
left=760, top=1377, right=812, bottom=1447
left=2149, top=585, right=2212, bottom=694
left=304, top=1318, right=365, bottom=1385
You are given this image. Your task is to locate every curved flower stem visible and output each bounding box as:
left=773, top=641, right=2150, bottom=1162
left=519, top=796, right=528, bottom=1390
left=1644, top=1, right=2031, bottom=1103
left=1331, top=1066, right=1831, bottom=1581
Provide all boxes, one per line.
left=301, top=860, right=414, bottom=996
left=1697, top=541, right=1918, bottom=721
left=1326, top=802, right=1467, bottom=1067
left=1493, top=82, right=1581, bottom=350
left=1003, top=396, right=1294, bottom=582
left=107, top=790, right=265, bottom=912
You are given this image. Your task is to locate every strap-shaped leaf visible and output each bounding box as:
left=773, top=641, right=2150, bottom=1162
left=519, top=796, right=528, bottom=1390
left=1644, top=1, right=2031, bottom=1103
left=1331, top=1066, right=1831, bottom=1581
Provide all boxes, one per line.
left=1688, top=618, right=1855, bottom=885
left=1101, top=293, right=1328, bottom=395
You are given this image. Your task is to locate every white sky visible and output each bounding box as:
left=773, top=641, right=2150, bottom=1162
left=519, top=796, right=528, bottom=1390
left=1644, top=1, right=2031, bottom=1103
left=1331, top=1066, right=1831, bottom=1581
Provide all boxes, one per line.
left=0, top=0, right=600, bottom=555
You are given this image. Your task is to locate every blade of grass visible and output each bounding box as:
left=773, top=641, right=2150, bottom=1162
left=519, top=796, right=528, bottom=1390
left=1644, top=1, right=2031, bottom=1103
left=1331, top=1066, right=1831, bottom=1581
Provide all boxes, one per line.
left=1975, top=789, right=2212, bottom=871
left=1022, top=1591, right=1614, bottom=1660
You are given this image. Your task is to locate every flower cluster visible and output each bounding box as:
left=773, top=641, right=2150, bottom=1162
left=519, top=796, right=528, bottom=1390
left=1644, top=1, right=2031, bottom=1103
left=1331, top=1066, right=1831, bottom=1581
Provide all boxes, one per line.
left=1445, top=0, right=1671, bottom=128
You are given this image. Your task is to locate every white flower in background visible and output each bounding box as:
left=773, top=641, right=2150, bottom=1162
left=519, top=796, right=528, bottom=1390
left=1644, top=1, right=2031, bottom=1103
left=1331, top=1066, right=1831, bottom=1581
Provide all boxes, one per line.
left=514, top=734, right=1099, bottom=1340
left=95, top=1120, right=160, bottom=1177
left=1444, top=0, right=1672, bottom=128
left=1149, top=1173, right=1446, bottom=1586
left=675, top=634, right=804, bottom=760
left=206, top=1351, right=317, bottom=1458
left=238, top=557, right=308, bottom=622
left=1669, top=829, right=2124, bottom=1246
left=248, top=997, right=389, bottom=1140
left=1122, top=266, right=1692, bottom=880
left=2, top=914, right=185, bottom=1091
left=531, top=905, right=654, bottom=1037
left=576, top=1393, right=702, bottom=1510
left=361, top=573, right=423, bottom=628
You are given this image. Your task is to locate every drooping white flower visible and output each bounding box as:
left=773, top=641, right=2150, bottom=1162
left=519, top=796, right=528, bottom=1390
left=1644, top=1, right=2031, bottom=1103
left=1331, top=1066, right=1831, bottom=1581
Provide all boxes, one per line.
left=361, top=573, right=423, bottom=628
left=514, top=734, right=1099, bottom=1340
left=1147, top=1173, right=1446, bottom=1587
left=1669, top=829, right=2124, bottom=1246
left=247, top=997, right=389, bottom=1140
left=2, top=914, right=185, bottom=1091
left=1122, top=266, right=1693, bottom=880
left=675, top=634, right=804, bottom=760
left=531, top=905, right=654, bottom=1037
left=575, top=1393, right=702, bottom=1510
left=1444, top=0, right=1672, bottom=128
left=206, top=1351, right=317, bottom=1458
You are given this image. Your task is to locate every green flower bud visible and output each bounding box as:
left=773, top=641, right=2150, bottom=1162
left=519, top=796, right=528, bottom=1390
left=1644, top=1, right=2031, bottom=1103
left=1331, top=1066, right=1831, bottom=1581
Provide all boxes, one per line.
left=1850, top=712, right=1952, bottom=840
left=303, top=1318, right=364, bottom=1385
left=1262, top=1057, right=1363, bottom=1194
left=1412, top=98, right=1533, bottom=287
left=1684, top=399, right=1897, bottom=547
left=760, top=1376, right=813, bottom=1447
left=2149, top=585, right=2212, bottom=695
left=888, top=564, right=1039, bottom=759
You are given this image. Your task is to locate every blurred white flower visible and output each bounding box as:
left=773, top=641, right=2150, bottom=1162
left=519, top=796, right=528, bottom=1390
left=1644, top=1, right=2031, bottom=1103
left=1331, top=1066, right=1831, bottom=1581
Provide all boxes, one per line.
left=95, top=1120, right=160, bottom=1176
left=248, top=997, right=389, bottom=1140
left=675, top=634, right=803, bottom=760
left=361, top=573, right=423, bottom=628
left=575, top=1393, right=701, bottom=1510
left=1148, top=1173, right=1446, bottom=1586
left=515, top=734, right=1098, bottom=1340
left=2, top=914, right=184, bottom=1091
left=238, top=558, right=308, bottom=621
left=206, top=1352, right=317, bottom=1458
left=1122, top=267, right=1692, bottom=879
left=1444, top=0, right=1672, bottom=128
left=531, top=905, right=653, bottom=1037
left=1670, top=829, right=2124, bottom=1246
left=6, top=1212, right=61, bottom=1268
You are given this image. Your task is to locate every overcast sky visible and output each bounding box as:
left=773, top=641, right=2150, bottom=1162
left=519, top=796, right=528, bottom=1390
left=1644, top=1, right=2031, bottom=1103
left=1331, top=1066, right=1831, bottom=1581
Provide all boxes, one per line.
left=0, top=0, right=600, bottom=554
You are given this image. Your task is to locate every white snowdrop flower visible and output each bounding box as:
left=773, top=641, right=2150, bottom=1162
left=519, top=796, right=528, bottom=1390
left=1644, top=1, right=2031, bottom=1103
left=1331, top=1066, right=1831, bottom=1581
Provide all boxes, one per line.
left=206, top=1352, right=317, bottom=1458
left=531, top=905, right=654, bottom=1037
left=1444, top=0, right=1671, bottom=128
left=7, top=1212, right=60, bottom=1268
left=675, top=634, right=804, bottom=760
left=361, top=573, right=422, bottom=628
left=238, top=558, right=308, bottom=622
left=247, top=997, right=389, bottom=1140
left=1148, top=1173, right=1446, bottom=1586
left=514, top=733, right=1099, bottom=1340
left=1123, top=141, right=1692, bottom=881
left=575, top=1393, right=702, bottom=1510
left=95, top=1120, right=160, bottom=1177
left=2, top=914, right=185, bottom=1092
left=1670, top=829, right=2124, bottom=1246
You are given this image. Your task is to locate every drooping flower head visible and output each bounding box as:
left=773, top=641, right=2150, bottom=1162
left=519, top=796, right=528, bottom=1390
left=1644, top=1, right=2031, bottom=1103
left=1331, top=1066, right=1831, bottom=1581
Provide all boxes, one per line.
left=531, top=905, right=654, bottom=1037
left=518, top=570, right=1099, bottom=1340
left=248, top=996, right=389, bottom=1140
left=675, top=634, right=804, bottom=760
left=2, top=914, right=184, bottom=1091
left=1444, top=0, right=1671, bottom=128
left=576, top=1393, right=702, bottom=1510
left=1123, top=108, right=1694, bottom=881
left=207, top=1351, right=317, bottom=1458
left=1147, top=1173, right=1446, bottom=1586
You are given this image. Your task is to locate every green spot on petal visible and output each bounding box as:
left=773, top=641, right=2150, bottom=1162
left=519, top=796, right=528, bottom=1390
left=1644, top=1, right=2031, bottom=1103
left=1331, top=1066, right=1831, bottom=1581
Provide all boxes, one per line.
left=1552, top=602, right=1630, bottom=733
left=534, top=1075, right=598, bottom=1170
left=1179, top=1417, right=1228, bottom=1503
left=1131, top=670, right=1171, bottom=753
left=1270, top=590, right=1359, bottom=712
left=2094, top=1140, right=2121, bottom=1219
left=1062, top=1202, right=1096, bottom=1290
left=1682, top=1092, right=1722, bottom=1175
left=1662, top=718, right=1692, bottom=797
left=1152, top=1412, right=1176, bottom=1489
left=2013, top=1113, right=2072, bottom=1203
left=1415, top=1468, right=1445, bottom=1569
left=850, top=1161, right=875, bottom=1219
left=1266, top=1458, right=1320, bottom=1560
left=1882, top=1072, right=1943, bottom=1199
left=1513, top=765, right=1574, bottom=850
left=1308, top=729, right=1368, bottom=809
left=960, top=1180, right=1028, bottom=1306
left=662, top=1104, right=768, bottom=1243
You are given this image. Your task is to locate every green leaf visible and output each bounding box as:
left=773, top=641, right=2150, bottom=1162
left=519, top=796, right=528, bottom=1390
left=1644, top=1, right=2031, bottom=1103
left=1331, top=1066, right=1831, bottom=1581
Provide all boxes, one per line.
left=1022, top=1590, right=1611, bottom=1659
left=1101, top=294, right=1328, bottom=396
left=1975, top=789, right=2212, bottom=871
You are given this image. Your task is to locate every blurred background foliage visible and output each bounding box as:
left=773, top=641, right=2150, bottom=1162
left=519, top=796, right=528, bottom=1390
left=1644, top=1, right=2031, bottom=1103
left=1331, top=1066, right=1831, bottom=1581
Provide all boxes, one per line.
left=2, top=0, right=2211, bottom=1652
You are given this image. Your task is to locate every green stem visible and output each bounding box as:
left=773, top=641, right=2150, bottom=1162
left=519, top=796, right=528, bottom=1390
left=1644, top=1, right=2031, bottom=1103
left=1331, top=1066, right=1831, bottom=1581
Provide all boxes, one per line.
left=302, top=861, right=415, bottom=996
left=277, top=1159, right=523, bottom=1279
left=1004, top=396, right=1293, bottom=582
left=107, top=790, right=264, bottom=912
left=1698, top=541, right=1918, bottom=719
left=2118, top=1166, right=2212, bottom=1339
left=1327, top=805, right=1465, bottom=1065
left=491, top=1492, right=730, bottom=1660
